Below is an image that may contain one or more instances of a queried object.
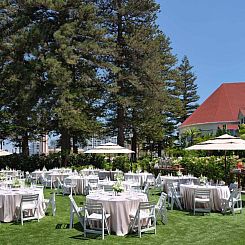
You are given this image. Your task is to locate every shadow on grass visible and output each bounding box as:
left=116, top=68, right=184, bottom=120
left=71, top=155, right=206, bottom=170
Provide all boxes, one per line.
left=69, top=233, right=106, bottom=240
left=55, top=223, right=70, bottom=229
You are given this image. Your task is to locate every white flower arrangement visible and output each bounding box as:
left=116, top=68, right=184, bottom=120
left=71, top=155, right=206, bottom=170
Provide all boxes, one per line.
left=12, top=178, right=20, bottom=188
left=199, top=175, right=207, bottom=184
left=114, top=173, right=124, bottom=182
left=112, top=181, right=124, bottom=193
left=0, top=173, right=6, bottom=181
left=176, top=170, right=183, bottom=177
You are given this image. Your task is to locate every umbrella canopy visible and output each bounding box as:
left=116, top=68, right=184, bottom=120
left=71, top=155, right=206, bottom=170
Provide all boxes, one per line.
left=84, top=142, right=134, bottom=154
left=186, top=134, right=245, bottom=151
left=186, top=134, right=245, bottom=183
left=0, top=150, right=12, bottom=156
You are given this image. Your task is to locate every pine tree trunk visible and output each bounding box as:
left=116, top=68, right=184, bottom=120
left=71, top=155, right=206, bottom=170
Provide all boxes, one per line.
left=72, top=135, right=78, bottom=154
left=117, top=105, right=125, bottom=146
left=60, top=128, right=71, bottom=166
left=157, top=141, right=162, bottom=157
left=131, top=129, right=137, bottom=162
left=116, top=0, right=125, bottom=147
left=22, top=132, right=29, bottom=156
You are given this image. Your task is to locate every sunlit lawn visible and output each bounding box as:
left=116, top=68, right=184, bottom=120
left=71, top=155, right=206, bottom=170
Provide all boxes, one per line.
left=1, top=189, right=245, bottom=245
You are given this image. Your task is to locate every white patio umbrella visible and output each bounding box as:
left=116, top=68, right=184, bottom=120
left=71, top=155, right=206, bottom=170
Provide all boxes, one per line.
left=186, top=134, right=245, bottom=181
left=84, top=142, right=134, bottom=154
left=0, top=150, right=12, bottom=156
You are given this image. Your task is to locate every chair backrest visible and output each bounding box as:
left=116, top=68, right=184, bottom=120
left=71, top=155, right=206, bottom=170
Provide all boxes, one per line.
left=155, top=173, right=162, bottom=185
left=88, top=178, right=99, bottom=184
left=57, top=177, right=63, bottom=187
left=194, top=189, right=211, bottom=199
left=84, top=202, right=104, bottom=216
left=137, top=202, right=155, bottom=220
left=166, top=181, right=176, bottom=194
left=21, top=194, right=39, bottom=204
left=143, top=183, right=150, bottom=193
left=156, top=192, right=167, bottom=209
left=64, top=178, right=72, bottom=185
left=229, top=183, right=238, bottom=192
left=229, top=187, right=242, bottom=200
left=69, top=194, right=80, bottom=214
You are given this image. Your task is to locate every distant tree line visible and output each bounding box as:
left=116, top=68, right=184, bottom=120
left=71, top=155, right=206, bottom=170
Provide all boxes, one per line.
left=0, top=0, right=199, bottom=164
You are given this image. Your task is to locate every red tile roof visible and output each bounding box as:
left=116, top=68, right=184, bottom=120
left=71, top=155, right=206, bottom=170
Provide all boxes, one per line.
left=180, top=82, right=245, bottom=128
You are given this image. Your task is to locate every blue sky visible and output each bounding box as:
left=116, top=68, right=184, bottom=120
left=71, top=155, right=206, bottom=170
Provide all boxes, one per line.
left=156, top=0, right=245, bottom=103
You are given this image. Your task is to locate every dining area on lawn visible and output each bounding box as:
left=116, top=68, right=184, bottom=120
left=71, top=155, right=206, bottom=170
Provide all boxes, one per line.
left=0, top=135, right=244, bottom=241
left=0, top=162, right=243, bottom=243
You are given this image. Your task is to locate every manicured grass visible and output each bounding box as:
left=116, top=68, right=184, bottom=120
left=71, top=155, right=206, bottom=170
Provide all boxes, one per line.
left=1, top=189, right=245, bottom=245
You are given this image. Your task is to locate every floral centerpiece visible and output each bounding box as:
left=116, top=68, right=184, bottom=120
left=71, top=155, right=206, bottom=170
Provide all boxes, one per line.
left=114, top=173, right=124, bottom=182
left=176, top=170, right=183, bottom=177
left=112, top=181, right=124, bottom=193
left=113, top=173, right=124, bottom=194
left=199, top=175, right=207, bottom=185
left=12, top=178, right=21, bottom=188
left=0, top=173, right=6, bottom=181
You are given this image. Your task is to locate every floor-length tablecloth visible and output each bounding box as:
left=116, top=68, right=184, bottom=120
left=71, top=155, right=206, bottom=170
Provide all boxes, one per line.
left=0, top=187, right=45, bottom=222
left=98, top=170, right=123, bottom=181
left=86, top=192, right=148, bottom=236
left=161, top=175, right=199, bottom=192
left=180, top=184, right=230, bottom=211
left=124, top=173, right=154, bottom=186
left=66, top=175, right=99, bottom=194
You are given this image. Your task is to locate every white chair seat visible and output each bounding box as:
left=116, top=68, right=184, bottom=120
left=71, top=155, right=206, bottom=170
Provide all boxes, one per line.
left=21, top=203, right=37, bottom=209
left=88, top=213, right=110, bottom=220
left=195, top=197, right=210, bottom=203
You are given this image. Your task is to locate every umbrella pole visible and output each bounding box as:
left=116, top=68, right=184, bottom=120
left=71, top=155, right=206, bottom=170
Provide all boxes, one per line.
left=224, top=150, right=227, bottom=184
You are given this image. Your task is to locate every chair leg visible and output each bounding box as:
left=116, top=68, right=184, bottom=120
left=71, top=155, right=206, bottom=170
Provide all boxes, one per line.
left=102, top=216, right=105, bottom=240
left=21, top=210, right=23, bottom=226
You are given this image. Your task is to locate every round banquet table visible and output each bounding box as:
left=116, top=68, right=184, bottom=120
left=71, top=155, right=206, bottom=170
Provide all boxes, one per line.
left=48, top=173, right=70, bottom=189
left=98, top=170, right=123, bottom=181
left=98, top=180, right=141, bottom=191
left=124, top=172, right=154, bottom=186
left=0, top=187, right=45, bottom=222
left=180, top=184, right=230, bottom=211
left=161, top=175, right=199, bottom=192
left=86, top=192, right=148, bottom=236
left=66, top=175, right=99, bottom=195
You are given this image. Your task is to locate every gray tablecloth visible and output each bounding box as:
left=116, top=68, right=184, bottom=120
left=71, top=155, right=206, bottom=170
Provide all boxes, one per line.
left=86, top=192, right=148, bottom=236
left=0, top=187, right=45, bottom=222
left=180, top=184, right=230, bottom=211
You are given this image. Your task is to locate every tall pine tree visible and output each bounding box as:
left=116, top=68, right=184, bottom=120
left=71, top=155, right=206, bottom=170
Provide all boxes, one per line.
left=175, top=55, right=199, bottom=123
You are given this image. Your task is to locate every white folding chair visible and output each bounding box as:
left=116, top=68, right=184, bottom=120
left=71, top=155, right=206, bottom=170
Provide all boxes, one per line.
left=155, top=173, right=163, bottom=190
left=57, top=177, right=76, bottom=196
left=143, top=183, right=150, bottom=198
left=18, top=194, right=40, bottom=225
left=155, top=192, right=168, bottom=224
left=69, top=194, right=84, bottom=229
left=128, top=202, right=156, bottom=238
left=146, top=175, right=155, bottom=187
left=40, top=174, right=52, bottom=188
left=84, top=203, right=110, bottom=240
left=167, top=182, right=183, bottom=210
left=193, top=189, right=211, bottom=215
left=221, top=187, right=242, bottom=215
left=43, top=192, right=56, bottom=216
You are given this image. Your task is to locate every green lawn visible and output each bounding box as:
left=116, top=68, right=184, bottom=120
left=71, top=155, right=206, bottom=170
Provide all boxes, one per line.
left=1, top=189, right=245, bottom=245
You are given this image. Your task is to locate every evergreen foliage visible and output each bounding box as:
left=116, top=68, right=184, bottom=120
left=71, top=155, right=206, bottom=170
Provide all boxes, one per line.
left=0, top=1, right=200, bottom=162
